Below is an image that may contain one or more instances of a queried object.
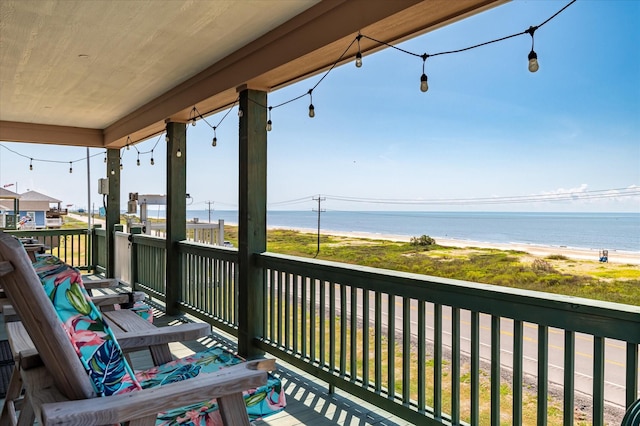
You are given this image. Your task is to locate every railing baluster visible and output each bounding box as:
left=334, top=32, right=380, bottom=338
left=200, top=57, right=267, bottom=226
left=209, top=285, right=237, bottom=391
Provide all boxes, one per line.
left=452, top=307, right=460, bottom=423
left=320, top=279, right=326, bottom=367
left=418, top=300, right=426, bottom=414
left=593, top=336, right=604, bottom=426
left=350, top=286, right=357, bottom=382
left=434, top=303, right=442, bottom=419
left=491, top=315, right=501, bottom=426
left=363, top=289, right=370, bottom=387
left=285, top=273, right=291, bottom=350
left=277, top=271, right=283, bottom=346
left=403, top=297, right=411, bottom=406
left=293, top=274, right=299, bottom=355
left=340, top=284, right=347, bottom=377
left=375, top=291, right=382, bottom=394
left=538, top=325, right=549, bottom=426
left=564, top=330, right=575, bottom=426
left=329, top=281, right=336, bottom=375
left=471, top=311, right=480, bottom=425
left=310, top=277, right=316, bottom=363
left=388, top=293, right=395, bottom=400
left=627, top=342, right=639, bottom=409
left=269, top=269, right=276, bottom=341
left=302, top=275, right=308, bottom=359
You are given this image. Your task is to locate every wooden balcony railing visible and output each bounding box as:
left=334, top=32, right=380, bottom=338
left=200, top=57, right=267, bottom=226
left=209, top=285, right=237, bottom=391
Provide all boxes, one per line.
left=10, top=229, right=639, bottom=425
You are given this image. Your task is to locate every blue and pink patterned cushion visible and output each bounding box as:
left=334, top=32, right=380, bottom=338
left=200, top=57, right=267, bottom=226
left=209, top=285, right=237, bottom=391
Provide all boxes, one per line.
left=31, top=255, right=286, bottom=425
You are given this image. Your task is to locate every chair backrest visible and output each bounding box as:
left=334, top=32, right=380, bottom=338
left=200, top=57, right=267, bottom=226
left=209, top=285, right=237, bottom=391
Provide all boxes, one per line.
left=0, top=232, right=141, bottom=399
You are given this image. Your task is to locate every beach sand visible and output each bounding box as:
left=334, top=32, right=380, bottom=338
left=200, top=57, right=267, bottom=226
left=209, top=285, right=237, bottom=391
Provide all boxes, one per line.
left=270, top=226, right=640, bottom=265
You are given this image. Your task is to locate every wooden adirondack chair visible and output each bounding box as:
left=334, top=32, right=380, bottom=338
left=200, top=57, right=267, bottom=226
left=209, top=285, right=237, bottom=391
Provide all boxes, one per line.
left=0, top=232, right=280, bottom=425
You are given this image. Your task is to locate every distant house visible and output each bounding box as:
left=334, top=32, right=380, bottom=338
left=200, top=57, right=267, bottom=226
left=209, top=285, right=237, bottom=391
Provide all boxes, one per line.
left=16, top=190, right=67, bottom=229
left=0, top=187, right=20, bottom=229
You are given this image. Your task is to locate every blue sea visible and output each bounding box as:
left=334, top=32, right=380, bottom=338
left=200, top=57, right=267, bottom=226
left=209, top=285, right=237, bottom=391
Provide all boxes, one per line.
left=177, top=211, right=640, bottom=253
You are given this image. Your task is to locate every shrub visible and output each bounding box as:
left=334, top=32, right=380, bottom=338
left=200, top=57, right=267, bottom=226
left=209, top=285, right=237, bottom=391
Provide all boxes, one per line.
left=532, top=258, right=556, bottom=273
left=546, top=254, right=569, bottom=261
left=410, top=234, right=436, bottom=246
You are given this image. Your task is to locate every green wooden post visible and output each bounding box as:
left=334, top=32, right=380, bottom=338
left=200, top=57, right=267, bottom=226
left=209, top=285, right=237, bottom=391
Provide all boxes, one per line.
left=129, top=226, right=142, bottom=290
left=106, top=149, right=121, bottom=278
left=165, top=121, right=187, bottom=315
left=237, top=87, right=267, bottom=358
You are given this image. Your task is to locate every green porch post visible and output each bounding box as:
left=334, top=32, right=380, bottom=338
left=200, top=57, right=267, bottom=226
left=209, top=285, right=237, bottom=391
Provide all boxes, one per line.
left=237, top=86, right=267, bottom=358
left=165, top=121, right=187, bottom=315
left=106, top=148, right=121, bottom=278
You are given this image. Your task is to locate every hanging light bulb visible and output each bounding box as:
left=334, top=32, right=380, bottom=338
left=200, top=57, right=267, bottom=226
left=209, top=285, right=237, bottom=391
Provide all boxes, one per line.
left=420, top=73, right=429, bottom=92
left=355, top=33, right=363, bottom=68
left=69, top=162, right=73, bottom=173
left=526, top=26, right=539, bottom=73
left=119, top=163, right=123, bottom=171
left=420, top=54, right=429, bottom=93
left=266, top=106, right=273, bottom=131
left=150, top=156, right=155, bottom=166
left=237, top=109, right=243, bottom=118
left=103, top=152, right=107, bottom=163
left=136, top=155, right=140, bottom=166
left=355, top=52, right=362, bottom=68
left=126, top=136, right=132, bottom=150
left=126, top=144, right=130, bottom=150
left=308, top=104, right=315, bottom=118
left=528, top=50, right=539, bottom=73
left=111, top=168, right=115, bottom=175
left=191, top=119, right=196, bottom=126
left=212, top=127, right=218, bottom=147
left=29, top=158, right=33, bottom=171
left=165, top=134, right=170, bottom=143
left=190, top=107, right=197, bottom=126
left=176, top=148, right=182, bottom=158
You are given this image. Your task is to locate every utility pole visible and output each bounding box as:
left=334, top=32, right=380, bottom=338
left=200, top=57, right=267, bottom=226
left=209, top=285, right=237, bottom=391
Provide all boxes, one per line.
left=312, top=195, right=325, bottom=256
left=206, top=201, right=214, bottom=223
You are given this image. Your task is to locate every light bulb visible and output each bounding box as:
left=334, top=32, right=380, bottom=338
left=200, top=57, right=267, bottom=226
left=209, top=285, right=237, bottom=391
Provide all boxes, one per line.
left=191, top=119, right=196, bottom=126
left=308, top=104, right=315, bottom=118
left=238, top=109, right=243, bottom=117
left=136, top=158, right=140, bottom=166
left=355, top=52, right=362, bottom=68
left=420, top=73, right=429, bottom=92
left=528, top=50, right=539, bottom=73
left=111, top=169, right=115, bottom=175
left=120, top=163, right=123, bottom=170
left=266, top=120, right=272, bottom=131
left=212, top=137, right=217, bottom=147
left=176, top=149, right=182, bottom=158
left=150, top=157, right=155, bottom=165
left=165, top=135, right=169, bottom=142
left=126, top=144, right=130, bottom=150
left=29, top=159, right=33, bottom=171
left=69, top=162, right=73, bottom=173
left=103, top=155, right=107, bottom=163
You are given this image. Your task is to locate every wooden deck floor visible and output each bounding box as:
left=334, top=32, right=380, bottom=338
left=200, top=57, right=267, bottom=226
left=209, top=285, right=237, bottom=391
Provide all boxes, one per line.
left=1, top=306, right=413, bottom=425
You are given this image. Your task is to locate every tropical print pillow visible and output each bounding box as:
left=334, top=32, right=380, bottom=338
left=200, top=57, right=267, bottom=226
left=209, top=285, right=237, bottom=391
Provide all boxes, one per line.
left=32, top=255, right=142, bottom=396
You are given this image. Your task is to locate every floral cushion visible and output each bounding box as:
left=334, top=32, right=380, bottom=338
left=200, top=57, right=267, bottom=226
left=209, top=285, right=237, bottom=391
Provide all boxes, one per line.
left=32, top=255, right=141, bottom=396
left=136, top=347, right=286, bottom=425
left=31, top=255, right=286, bottom=424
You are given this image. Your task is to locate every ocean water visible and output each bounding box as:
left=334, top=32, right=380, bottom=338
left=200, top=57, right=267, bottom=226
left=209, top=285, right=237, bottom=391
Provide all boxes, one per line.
left=179, top=211, right=640, bottom=253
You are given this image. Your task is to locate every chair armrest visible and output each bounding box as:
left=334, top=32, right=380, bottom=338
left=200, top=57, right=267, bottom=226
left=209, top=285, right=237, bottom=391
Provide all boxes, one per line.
left=82, top=278, right=121, bottom=289
left=35, top=359, right=275, bottom=425
left=91, top=291, right=146, bottom=307
left=115, top=323, right=211, bottom=351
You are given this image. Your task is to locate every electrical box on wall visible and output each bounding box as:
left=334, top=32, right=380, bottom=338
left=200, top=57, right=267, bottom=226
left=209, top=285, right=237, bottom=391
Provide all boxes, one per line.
left=98, top=178, right=109, bottom=195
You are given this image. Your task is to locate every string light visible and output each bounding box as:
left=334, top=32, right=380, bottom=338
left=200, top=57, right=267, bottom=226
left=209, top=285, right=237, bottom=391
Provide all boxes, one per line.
left=69, top=161, right=73, bottom=173
left=308, top=90, right=315, bottom=118
left=136, top=153, right=140, bottom=166
left=1, top=1, right=574, bottom=168
left=526, top=26, right=539, bottom=72
left=266, top=106, right=273, bottom=131
left=420, top=54, right=429, bottom=92
left=355, top=34, right=363, bottom=68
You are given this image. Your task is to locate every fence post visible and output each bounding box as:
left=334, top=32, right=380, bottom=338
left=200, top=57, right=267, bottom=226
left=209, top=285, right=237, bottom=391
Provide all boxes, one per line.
left=91, top=224, right=102, bottom=273
left=129, top=226, right=142, bottom=290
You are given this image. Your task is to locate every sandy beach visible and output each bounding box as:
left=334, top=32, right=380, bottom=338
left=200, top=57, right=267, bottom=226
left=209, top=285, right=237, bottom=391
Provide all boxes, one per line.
left=270, top=226, right=640, bottom=265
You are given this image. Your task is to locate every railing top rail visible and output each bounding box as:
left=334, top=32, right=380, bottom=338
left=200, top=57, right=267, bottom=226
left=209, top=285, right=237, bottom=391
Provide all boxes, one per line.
left=177, top=240, right=238, bottom=261
left=127, top=233, right=167, bottom=249
left=8, top=228, right=89, bottom=236
left=257, top=252, right=640, bottom=343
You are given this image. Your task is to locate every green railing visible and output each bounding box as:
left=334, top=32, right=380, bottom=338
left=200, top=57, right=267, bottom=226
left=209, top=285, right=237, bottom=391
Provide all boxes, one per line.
left=254, top=252, right=640, bottom=426
left=129, top=234, right=167, bottom=300
left=7, top=229, right=92, bottom=270
left=177, top=241, right=238, bottom=336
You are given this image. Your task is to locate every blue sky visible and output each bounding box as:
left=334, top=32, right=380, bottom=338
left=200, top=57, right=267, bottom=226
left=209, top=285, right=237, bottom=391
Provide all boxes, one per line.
left=1, top=0, right=639, bottom=213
